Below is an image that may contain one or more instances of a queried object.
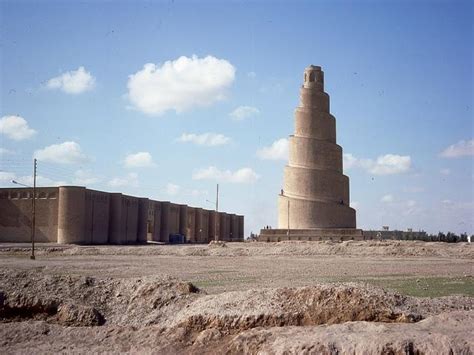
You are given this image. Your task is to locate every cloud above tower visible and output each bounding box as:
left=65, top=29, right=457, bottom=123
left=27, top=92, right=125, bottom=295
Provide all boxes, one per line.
left=343, top=153, right=411, bottom=175
left=177, top=132, right=231, bottom=146
left=127, top=55, right=236, bottom=115
left=229, top=106, right=260, bottom=121
left=46, top=66, right=95, bottom=94
left=192, top=166, right=259, bottom=184
left=256, top=138, right=288, bottom=160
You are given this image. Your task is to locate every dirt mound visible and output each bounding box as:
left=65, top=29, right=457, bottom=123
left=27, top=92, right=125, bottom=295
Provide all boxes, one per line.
left=1, top=269, right=472, bottom=330
left=0, top=269, right=200, bottom=327
left=1, top=268, right=473, bottom=353
left=170, top=284, right=423, bottom=337
left=57, top=304, right=104, bottom=326
left=2, top=240, right=471, bottom=259
left=227, top=311, right=474, bottom=354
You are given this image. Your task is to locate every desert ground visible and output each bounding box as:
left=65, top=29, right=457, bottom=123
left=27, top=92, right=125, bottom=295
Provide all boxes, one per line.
left=1, top=240, right=473, bottom=354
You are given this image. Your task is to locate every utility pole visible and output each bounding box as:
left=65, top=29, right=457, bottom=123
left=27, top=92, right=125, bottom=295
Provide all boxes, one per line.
left=31, top=158, right=37, bottom=260
left=215, top=184, right=219, bottom=242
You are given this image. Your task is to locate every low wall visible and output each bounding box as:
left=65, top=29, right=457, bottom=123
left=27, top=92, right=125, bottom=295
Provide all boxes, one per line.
left=363, top=230, right=428, bottom=240
left=259, top=228, right=364, bottom=242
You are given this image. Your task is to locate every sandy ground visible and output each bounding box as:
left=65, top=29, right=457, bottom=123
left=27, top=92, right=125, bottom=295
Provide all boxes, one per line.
left=1, top=240, right=473, bottom=354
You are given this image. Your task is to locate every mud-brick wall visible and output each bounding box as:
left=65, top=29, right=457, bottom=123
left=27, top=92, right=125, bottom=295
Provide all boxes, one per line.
left=237, top=215, right=244, bottom=241
left=219, top=212, right=231, bottom=241
left=0, top=187, right=59, bottom=242
left=179, top=205, right=189, bottom=241
left=137, top=198, right=149, bottom=243
left=108, top=193, right=140, bottom=244
left=57, top=186, right=86, bottom=244
left=161, top=202, right=180, bottom=243
left=147, top=201, right=162, bottom=242
left=230, top=214, right=239, bottom=242
left=122, top=195, right=139, bottom=244
left=208, top=210, right=220, bottom=242
left=84, top=189, right=110, bottom=244
left=195, top=208, right=209, bottom=243
left=185, top=207, right=196, bottom=243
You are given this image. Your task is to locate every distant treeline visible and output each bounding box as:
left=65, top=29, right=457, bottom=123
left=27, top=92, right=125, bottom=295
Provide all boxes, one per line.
left=372, top=231, right=470, bottom=243
left=410, top=232, right=470, bottom=243
left=248, top=231, right=471, bottom=243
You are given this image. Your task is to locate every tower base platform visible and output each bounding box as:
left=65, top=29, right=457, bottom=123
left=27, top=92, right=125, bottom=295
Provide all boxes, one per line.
left=258, top=228, right=364, bottom=242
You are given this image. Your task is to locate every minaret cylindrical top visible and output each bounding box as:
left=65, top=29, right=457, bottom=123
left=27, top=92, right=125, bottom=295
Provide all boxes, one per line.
left=303, top=65, right=324, bottom=91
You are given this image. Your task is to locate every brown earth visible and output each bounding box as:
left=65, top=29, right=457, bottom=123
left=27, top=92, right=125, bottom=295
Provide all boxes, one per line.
left=0, top=241, right=473, bottom=354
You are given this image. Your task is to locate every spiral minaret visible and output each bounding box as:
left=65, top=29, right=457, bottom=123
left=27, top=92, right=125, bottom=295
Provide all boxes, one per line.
left=278, top=65, right=356, bottom=229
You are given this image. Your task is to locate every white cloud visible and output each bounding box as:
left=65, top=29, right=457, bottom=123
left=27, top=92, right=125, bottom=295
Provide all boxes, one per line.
left=369, top=155, right=411, bottom=175
left=0, top=171, right=65, bottom=187
left=344, top=153, right=411, bottom=175
left=440, top=139, right=474, bottom=158
left=257, top=138, right=288, bottom=160
left=0, top=171, right=16, bottom=186
left=0, top=148, right=14, bottom=156
left=73, top=169, right=101, bottom=186
left=17, top=175, right=66, bottom=187
left=229, top=106, right=260, bottom=121
left=163, top=183, right=208, bottom=198
left=178, top=132, right=231, bottom=146
left=351, top=201, right=360, bottom=209
left=108, top=172, right=139, bottom=188
left=406, top=200, right=417, bottom=208
left=247, top=71, right=256, bottom=79
left=381, top=194, right=394, bottom=203
left=440, top=168, right=451, bottom=175
left=190, top=189, right=208, bottom=197
left=192, top=166, right=259, bottom=184
left=46, top=66, right=95, bottom=94
left=127, top=55, right=235, bottom=115
left=124, top=152, right=154, bottom=168
left=342, top=153, right=359, bottom=170
left=34, top=141, right=89, bottom=165
left=0, top=115, right=36, bottom=141
left=165, top=183, right=181, bottom=196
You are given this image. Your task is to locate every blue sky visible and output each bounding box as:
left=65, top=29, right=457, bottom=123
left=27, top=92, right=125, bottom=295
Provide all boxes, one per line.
left=1, top=0, right=473, bottom=235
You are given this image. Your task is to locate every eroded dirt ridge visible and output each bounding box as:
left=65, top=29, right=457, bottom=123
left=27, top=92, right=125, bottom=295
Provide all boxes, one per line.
left=1, top=268, right=473, bottom=353
left=0, top=252, right=474, bottom=354
left=0, top=269, right=419, bottom=329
